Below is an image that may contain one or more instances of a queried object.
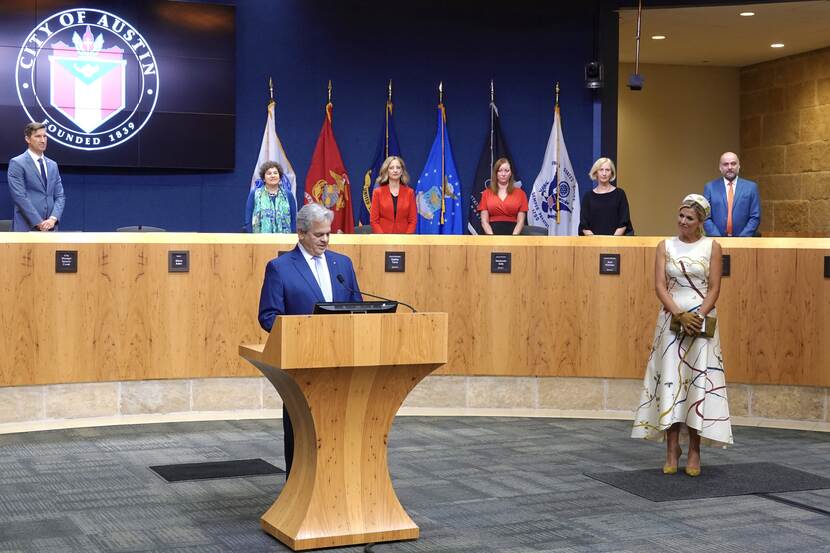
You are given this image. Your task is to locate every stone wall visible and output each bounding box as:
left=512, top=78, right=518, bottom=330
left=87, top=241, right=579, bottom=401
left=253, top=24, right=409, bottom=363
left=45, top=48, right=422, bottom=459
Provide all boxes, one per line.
left=1, top=376, right=827, bottom=432
left=741, top=47, right=830, bottom=235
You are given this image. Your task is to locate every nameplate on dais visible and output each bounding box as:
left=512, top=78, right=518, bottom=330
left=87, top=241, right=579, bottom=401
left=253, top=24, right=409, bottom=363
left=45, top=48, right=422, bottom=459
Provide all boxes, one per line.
left=55, top=250, right=78, bottom=273
left=599, top=253, right=620, bottom=275
left=168, top=251, right=190, bottom=273
left=491, top=252, right=512, bottom=274
left=385, top=251, right=406, bottom=273
left=722, top=254, right=731, bottom=277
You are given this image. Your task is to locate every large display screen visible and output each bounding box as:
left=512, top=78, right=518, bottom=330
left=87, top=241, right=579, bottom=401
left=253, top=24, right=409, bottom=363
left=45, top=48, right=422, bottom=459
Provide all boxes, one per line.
left=0, top=1, right=235, bottom=169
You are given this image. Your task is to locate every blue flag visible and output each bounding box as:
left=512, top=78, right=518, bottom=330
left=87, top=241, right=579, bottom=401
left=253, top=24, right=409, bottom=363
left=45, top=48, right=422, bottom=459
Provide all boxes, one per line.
left=415, top=104, right=462, bottom=234
left=358, top=100, right=401, bottom=226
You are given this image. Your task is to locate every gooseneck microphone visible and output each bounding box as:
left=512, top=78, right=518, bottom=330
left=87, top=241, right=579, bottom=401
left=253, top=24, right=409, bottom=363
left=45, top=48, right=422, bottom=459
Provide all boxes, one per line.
left=336, top=274, right=417, bottom=313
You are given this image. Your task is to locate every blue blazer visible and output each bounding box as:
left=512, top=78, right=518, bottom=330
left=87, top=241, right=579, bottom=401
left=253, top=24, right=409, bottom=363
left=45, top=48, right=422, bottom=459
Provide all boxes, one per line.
left=703, top=177, right=761, bottom=237
left=258, top=245, right=363, bottom=331
left=7, top=151, right=65, bottom=231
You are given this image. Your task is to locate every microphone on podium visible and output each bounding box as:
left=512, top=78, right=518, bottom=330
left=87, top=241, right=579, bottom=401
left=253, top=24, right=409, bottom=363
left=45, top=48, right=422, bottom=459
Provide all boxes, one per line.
left=336, top=274, right=417, bottom=313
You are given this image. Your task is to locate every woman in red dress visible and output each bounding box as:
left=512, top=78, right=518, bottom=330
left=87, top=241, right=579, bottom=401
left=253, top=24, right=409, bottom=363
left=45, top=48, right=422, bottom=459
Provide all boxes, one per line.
left=478, top=158, right=528, bottom=235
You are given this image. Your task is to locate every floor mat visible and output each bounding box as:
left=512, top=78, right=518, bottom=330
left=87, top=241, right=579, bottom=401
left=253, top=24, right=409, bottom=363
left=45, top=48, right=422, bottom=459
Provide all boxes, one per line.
left=585, top=462, right=830, bottom=502
left=149, top=458, right=283, bottom=482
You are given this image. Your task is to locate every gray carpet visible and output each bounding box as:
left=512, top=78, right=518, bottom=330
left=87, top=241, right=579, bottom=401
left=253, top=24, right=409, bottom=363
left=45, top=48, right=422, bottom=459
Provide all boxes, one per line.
left=585, top=462, right=830, bottom=502
left=0, top=418, right=829, bottom=552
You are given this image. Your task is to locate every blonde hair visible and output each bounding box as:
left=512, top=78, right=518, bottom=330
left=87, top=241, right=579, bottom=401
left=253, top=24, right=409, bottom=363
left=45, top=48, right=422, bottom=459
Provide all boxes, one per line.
left=376, top=156, right=410, bottom=186
left=678, top=203, right=706, bottom=238
left=489, top=158, right=515, bottom=194
left=588, top=157, right=617, bottom=182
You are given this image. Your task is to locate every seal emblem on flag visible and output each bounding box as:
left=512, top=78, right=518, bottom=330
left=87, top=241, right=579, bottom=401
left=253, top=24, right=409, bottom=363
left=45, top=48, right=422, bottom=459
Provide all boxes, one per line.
left=308, top=170, right=348, bottom=210
left=15, top=8, right=159, bottom=151
left=540, top=177, right=574, bottom=218
left=416, top=186, right=444, bottom=221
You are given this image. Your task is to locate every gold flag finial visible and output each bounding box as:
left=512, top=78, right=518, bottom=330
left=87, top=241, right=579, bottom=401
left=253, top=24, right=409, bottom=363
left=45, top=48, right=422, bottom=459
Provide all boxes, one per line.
left=388, top=79, right=392, bottom=103
left=439, top=81, right=443, bottom=104
left=328, top=80, right=332, bottom=103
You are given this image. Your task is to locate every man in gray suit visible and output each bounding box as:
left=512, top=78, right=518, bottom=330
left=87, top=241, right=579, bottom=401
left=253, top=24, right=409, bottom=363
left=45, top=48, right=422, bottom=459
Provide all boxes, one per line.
left=7, top=122, right=66, bottom=231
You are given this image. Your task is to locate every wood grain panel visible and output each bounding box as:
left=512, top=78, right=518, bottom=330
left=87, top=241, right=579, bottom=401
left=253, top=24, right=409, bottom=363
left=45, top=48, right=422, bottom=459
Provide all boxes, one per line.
left=1, top=234, right=828, bottom=387
left=715, top=246, right=750, bottom=383
left=240, top=314, right=447, bottom=549
left=530, top=246, right=580, bottom=376
left=427, top=243, right=474, bottom=375
left=93, top=243, right=151, bottom=381
left=798, top=249, right=830, bottom=383
left=573, top=246, right=655, bottom=378
left=467, top=243, right=532, bottom=375
left=749, top=249, right=804, bottom=384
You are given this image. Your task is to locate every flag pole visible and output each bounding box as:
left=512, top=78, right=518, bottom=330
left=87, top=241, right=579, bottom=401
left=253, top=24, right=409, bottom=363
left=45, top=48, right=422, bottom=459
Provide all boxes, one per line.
left=555, top=82, right=561, bottom=224
left=490, top=80, right=495, bottom=171
left=385, top=79, right=392, bottom=159
left=269, top=77, right=274, bottom=106
left=439, top=81, right=446, bottom=225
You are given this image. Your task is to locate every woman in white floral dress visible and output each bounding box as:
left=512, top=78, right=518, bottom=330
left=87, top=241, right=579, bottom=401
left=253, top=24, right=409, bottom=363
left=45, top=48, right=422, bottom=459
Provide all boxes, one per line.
left=631, top=194, right=733, bottom=476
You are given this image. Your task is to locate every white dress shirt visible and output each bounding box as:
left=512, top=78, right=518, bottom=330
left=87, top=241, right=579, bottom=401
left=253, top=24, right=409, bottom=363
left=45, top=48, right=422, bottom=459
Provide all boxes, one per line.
left=297, top=243, right=333, bottom=302
left=722, top=177, right=737, bottom=196
left=27, top=149, right=47, bottom=179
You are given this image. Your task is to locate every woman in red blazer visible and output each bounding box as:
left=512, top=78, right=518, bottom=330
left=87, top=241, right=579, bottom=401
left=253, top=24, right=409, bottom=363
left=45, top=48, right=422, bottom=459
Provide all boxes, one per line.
left=369, top=156, right=417, bottom=234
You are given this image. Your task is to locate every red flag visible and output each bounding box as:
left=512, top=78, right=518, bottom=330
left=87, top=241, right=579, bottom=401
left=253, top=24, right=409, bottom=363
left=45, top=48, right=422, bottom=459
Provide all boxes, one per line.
left=303, top=102, right=354, bottom=233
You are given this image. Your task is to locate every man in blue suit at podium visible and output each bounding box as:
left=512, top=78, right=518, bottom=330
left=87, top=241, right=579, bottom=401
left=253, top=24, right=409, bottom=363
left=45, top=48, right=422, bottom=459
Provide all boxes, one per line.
left=258, top=202, right=362, bottom=476
left=703, top=152, right=761, bottom=237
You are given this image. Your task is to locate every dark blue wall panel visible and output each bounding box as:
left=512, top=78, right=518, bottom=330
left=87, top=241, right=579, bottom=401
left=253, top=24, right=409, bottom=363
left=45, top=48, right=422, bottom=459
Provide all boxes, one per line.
left=2, top=0, right=603, bottom=232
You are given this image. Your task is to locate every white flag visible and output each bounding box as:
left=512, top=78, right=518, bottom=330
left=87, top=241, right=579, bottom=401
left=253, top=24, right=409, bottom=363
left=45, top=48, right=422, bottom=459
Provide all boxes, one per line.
left=250, top=100, right=296, bottom=198
left=528, top=106, right=580, bottom=236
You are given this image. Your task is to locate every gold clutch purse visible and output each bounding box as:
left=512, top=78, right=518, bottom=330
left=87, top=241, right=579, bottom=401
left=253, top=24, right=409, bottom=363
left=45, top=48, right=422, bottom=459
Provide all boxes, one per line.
left=670, top=314, right=717, bottom=338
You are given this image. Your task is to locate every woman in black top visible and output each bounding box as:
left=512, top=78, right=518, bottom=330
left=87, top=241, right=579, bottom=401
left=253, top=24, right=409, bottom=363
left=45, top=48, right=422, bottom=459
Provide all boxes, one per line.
left=580, top=157, right=633, bottom=236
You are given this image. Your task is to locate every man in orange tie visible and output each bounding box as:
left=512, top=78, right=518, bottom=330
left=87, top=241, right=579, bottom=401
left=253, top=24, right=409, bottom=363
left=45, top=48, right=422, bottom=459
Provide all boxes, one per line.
left=703, top=152, right=761, bottom=237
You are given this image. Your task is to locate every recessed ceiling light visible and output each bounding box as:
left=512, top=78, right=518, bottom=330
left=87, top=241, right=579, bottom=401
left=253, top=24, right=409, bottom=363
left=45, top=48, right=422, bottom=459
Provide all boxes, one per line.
left=771, top=43, right=785, bottom=48
left=651, top=35, right=666, bottom=40
left=739, top=11, right=755, bottom=17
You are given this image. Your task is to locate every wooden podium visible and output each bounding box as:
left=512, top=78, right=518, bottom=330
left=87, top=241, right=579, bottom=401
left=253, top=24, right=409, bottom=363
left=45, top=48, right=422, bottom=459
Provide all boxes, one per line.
left=239, top=312, right=448, bottom=551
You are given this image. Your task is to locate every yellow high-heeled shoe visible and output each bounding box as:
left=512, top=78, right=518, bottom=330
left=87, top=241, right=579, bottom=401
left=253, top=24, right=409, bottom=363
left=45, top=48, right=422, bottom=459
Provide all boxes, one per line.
left=662, top=445, right=682, bottom=474
left=685, top=445, right=701, bottom=476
